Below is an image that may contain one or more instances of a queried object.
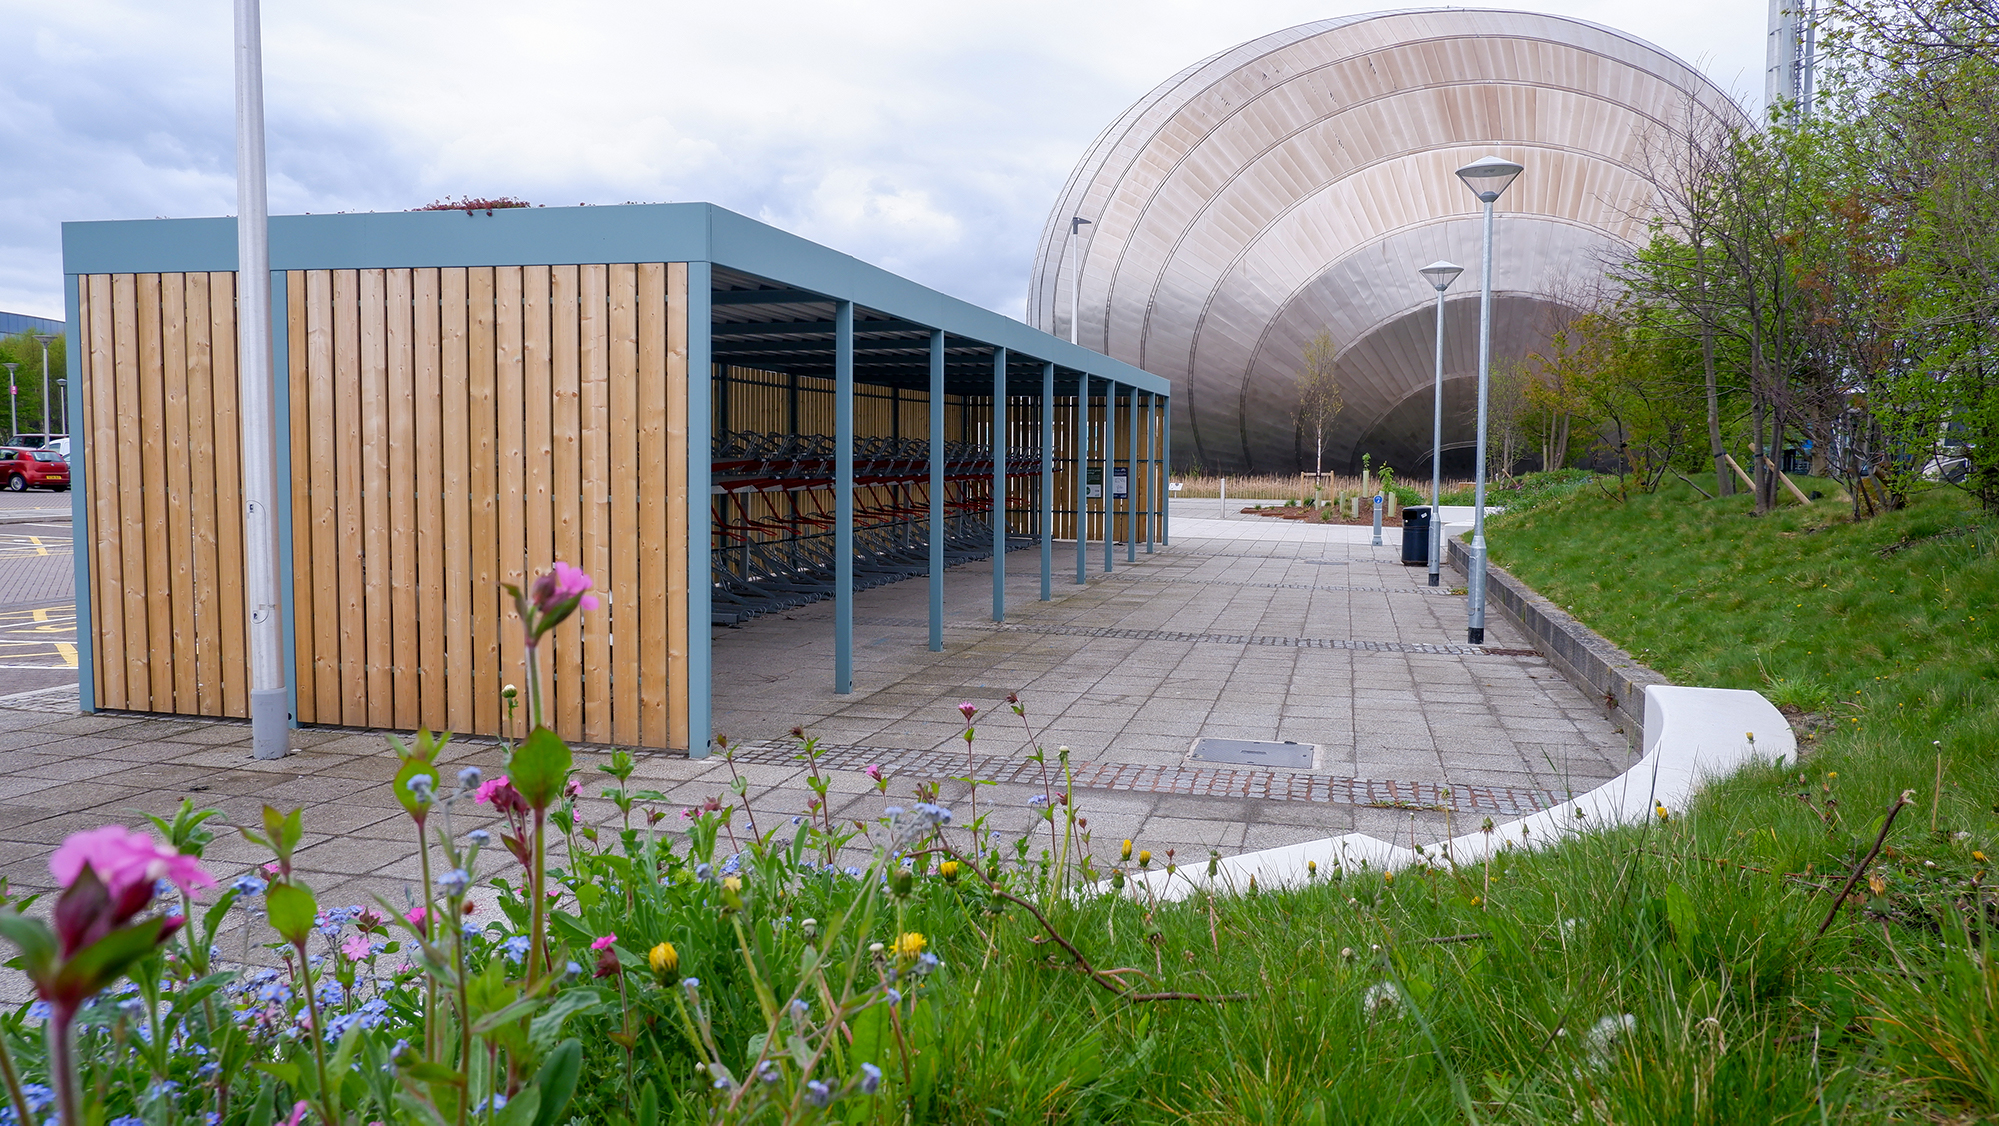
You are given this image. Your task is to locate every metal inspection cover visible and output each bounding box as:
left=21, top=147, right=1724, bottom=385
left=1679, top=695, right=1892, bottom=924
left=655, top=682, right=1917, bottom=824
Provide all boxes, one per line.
left=1189, top=738, right=1316, bottom=770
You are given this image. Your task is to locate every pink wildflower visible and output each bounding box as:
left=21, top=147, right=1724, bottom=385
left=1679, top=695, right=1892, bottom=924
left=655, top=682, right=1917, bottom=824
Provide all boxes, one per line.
left=531, top=561, right=600, bottom=614
left=279, top=1099, right=309, bottom=1126
left=591, top=933, right=616, bottom=951
left=564, top=778, right=583, bottom=799
left=341, top=933, right=372, bottom=961
left=864, top=764, right=883, bottom=782
left=473, top=775, right=513, bottom=804
left=958, top=702, right=977, bottom=721
left=50, top=825, right=216, bottom=899
left=405, top=906, right=428, bottom=929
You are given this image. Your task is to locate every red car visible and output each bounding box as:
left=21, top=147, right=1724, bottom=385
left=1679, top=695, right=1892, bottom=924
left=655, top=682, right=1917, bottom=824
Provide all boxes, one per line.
left=0, top=447, right=70, bottom=492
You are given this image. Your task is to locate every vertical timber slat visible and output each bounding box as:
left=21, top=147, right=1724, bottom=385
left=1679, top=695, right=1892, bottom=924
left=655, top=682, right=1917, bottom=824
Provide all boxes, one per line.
left=608, top=264, right=641, bottom=745
left=360, top=269, right=393, bottom=728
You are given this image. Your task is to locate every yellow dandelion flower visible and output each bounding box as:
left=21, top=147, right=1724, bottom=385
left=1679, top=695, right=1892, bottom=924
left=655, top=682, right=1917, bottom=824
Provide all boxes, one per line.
left=1120, top=839, right=1133, bottom=862
left=893, top=932, right=927, bottom=961
left=649, top=941, right=679, bottom=977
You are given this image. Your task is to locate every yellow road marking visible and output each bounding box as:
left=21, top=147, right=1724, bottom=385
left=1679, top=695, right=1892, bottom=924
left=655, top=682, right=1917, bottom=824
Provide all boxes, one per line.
left=56, top=642, right=76, bottom=668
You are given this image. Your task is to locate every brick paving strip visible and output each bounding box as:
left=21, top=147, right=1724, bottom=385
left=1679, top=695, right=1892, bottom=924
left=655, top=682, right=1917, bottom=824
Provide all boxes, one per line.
left=854, top=616, right=1535, bottom=657
left=1099, top=573, right=1460, bottom=596
left=722, top=737, right=1566, bottom=818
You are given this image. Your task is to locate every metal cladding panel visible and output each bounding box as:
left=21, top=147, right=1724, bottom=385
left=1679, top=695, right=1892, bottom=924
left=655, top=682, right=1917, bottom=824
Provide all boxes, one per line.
left=1028, top=8, right=1741, bottom=474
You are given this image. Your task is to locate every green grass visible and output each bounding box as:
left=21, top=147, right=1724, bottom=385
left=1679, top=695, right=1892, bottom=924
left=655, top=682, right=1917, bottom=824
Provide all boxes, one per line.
left=877, top=478, right=1999, bottom=1123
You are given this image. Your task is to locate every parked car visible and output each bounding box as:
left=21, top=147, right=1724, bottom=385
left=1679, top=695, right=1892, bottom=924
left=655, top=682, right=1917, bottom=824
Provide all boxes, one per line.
left=0, top=447, right=69, bottom=491
left=6, top=433, right=64, bottom=451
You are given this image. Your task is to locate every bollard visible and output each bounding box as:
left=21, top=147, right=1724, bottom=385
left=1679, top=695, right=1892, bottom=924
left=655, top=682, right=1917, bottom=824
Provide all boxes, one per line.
left=1220, top=476, right=1227, bottom=519
left=1371, top=493, right=1384, bottom=547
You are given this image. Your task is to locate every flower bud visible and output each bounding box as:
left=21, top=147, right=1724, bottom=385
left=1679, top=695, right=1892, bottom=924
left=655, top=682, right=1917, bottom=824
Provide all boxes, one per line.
left=938, top=860, right=960, bottom=883
left=648, top=941, right=679, bottom=980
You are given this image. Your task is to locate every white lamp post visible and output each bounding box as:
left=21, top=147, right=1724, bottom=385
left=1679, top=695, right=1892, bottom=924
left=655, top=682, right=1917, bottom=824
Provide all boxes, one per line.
left=1418, top=261, right=1463, bottom=589
left=1067, top=216, right=1092, bottom=346
left=1454, top=155, right=1523, bottom=645
left=32, top=336, right=55, bottom=438
left=4, top=363, right=17, bottom=441
left=237, top=0, right=289, bottom=759
left=55, top=379, right=66, bottom=436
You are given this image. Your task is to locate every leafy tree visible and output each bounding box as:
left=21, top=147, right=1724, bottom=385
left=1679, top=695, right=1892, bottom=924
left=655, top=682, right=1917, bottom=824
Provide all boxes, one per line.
left=0, top=330, right=68, bottom=442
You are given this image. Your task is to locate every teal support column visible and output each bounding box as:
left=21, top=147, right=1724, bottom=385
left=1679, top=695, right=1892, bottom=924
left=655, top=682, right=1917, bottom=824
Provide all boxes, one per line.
left=991, top=347, right=1006, bottom=622
left=834, top=299, right=854, bottom=694
left=1144, top=393, right=1156, bottom=554
left=928, top=329, right=944, bottom=651
left=1127, top=389, right=1139, bottom=563
left=1040, top=361, right=1054, bottom=600
left=1103, top=381, right=1115, bottom=573
left=64, top=274, right=94, bottom=714
left=1159, top=398, right=1167, bottom=548
left=687, top=262, right=714, bottom=756
left=1075, top=375, right=1087, bottom=584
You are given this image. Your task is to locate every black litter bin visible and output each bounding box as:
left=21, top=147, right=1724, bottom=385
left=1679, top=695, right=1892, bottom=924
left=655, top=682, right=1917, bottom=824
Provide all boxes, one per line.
left=1400, top=506, right=1432, bottom=566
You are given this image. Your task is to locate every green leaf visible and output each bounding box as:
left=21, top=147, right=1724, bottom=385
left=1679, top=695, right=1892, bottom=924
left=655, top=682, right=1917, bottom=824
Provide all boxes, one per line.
left=402, top=1059, right=466, bottom=1086
left=529, top=1038, right=583, bottom=1126
left=636, top=1083, right=659, bottom=1126
left=508, top=727, right=573, bottom=811
left=494, top=1088, right=542, bottom=1126
left=0, top=911, right=57, bottom=981
left=470, top=995, right=546, bottom=1036
left=52, top=918, right=173, bottom=1000
left=528, top=987, right=608, bottom=1052
left=1663, top=883, right=1699, bottom=945
left=253, top=1059, right=303, bottom=1088
left=266, top=882, right=318, bottom=946
left=394, top=757, right=440, bottom=819
left=327, top=1022, right=367, bottom=1088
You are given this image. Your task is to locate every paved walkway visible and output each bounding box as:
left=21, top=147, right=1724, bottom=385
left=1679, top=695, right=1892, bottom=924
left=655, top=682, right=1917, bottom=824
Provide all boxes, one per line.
left=0, top=502, right=1631, bottom=995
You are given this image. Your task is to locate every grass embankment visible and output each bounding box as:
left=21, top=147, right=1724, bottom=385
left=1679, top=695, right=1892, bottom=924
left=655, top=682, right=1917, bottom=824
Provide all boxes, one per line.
left=878, top=478, right=1999, bottom=1123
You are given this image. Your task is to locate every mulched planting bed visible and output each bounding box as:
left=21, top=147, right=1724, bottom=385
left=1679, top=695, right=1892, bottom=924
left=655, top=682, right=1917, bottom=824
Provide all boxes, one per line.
left=1240, top=506, right=1405, bottom=527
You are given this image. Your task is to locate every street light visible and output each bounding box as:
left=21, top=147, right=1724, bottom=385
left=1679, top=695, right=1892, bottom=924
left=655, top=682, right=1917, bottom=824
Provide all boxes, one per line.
left=3, top=363, right=16, bottom=441
left=1454, top=154, right=1523, bottom=645
left=32, top=335, right=56, bottom=439
left=1418, top=261, right=1463, bottom=589
left=1067, top=216, right=1092, bottom=346
left=55, top=379, right=66, bottom=436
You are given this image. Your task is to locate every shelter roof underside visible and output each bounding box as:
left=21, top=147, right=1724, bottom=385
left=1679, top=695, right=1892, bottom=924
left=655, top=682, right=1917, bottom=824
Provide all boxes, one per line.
left=710, top=267, right=1128, bottom=397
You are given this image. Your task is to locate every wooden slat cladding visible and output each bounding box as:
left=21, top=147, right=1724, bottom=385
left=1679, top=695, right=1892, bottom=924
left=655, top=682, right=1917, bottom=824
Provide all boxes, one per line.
left=80, top=267, right=692, bottom=749
left=77, top=273, right=251, bottom=717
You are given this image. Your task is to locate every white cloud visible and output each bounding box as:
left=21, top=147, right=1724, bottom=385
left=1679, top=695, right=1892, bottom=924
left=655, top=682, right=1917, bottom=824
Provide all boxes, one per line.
left=0, top=0, right=1770, bottom=321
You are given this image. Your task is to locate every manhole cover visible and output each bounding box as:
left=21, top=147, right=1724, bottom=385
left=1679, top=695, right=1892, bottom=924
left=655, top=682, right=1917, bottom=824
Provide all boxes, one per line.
left=1188, top=738, right=1316, bottom=769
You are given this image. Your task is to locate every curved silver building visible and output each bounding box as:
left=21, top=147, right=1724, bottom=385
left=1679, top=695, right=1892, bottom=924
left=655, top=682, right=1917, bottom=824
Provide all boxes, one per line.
left=1027, top=9, right=1738, bottom=475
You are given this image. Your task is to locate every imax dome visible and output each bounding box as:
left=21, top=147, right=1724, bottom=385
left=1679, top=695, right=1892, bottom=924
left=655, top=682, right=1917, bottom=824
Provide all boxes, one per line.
left=1026, top=8, right=1738, bottom=475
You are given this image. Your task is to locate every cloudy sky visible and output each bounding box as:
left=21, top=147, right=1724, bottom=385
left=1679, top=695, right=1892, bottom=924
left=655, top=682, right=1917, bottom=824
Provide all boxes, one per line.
left=1, top=0, right=1769, bottom=323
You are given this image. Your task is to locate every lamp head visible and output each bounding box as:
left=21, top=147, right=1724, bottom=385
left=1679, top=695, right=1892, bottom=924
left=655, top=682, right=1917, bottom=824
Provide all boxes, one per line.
left=1454, top=155, right=1524, bottom=203
left=31, top=335, right=55, bottom=346
left=1419, top=261, right=1464, bottom=292
left=1070, top=216, right=1093, bottom=236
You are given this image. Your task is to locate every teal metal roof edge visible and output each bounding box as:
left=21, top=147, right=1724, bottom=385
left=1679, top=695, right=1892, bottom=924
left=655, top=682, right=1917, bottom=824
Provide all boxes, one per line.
left=58, top=202, right=1168, bottom=394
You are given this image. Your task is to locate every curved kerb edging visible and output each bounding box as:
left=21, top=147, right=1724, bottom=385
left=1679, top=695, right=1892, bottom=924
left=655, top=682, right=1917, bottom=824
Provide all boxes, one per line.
left=1112, top=685, right=1797, bottom=903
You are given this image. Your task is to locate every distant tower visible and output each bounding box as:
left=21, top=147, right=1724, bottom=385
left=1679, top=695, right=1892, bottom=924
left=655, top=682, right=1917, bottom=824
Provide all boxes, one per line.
left=1766, top=0, right=1817, bottom=121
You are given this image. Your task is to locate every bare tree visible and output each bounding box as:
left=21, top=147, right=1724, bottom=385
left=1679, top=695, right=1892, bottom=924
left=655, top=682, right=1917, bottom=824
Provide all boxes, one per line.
left=1486, top=359, right=1535, bottom=477
left=1293, top=331, right=1344, bottom=478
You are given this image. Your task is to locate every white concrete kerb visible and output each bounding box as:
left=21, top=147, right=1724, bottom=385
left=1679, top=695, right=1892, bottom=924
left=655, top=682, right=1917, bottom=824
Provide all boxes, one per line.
left=1110, top=685, right=1795, bottom=902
